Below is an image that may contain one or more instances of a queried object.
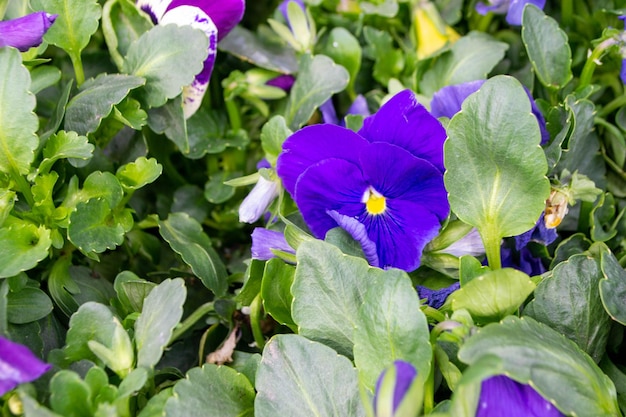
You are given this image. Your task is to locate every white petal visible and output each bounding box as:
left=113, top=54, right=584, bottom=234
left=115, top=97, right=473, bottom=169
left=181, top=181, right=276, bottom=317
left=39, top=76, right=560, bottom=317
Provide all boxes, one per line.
left=136, top=0, right=173, bottom=21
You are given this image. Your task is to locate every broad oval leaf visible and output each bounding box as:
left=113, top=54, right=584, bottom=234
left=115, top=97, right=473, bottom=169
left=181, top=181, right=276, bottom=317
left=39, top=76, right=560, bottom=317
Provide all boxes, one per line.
left=599, top=249, right=626, bottom=326
left=459, top=316, right=620, bottom=417
left=444, top=75, right=550, bottom=242
left=285, top=54, right=349, bottom=130
left=0, top=47, right=38, bottom=176
left=64, top=302, right=122, bottom=363
left=0, top=224, right=52, bottom=278
left=158, top=213, right=228, bottom=296
left=7, top=287, right=53, bottom=324
left=353, top=268, right=432, bottom=391
left=261, top=258, right=296, bottom=328
left=123, top=24, right=209, bottom=109
left=134, top=278, right=186, bottom=369
left=64, top=73, right=145, bottom=134
left=164, top=364, right=255, bottom=417
left=255, top=334, right=365, bottom=417
left=522, top=4, right=572, bottom=89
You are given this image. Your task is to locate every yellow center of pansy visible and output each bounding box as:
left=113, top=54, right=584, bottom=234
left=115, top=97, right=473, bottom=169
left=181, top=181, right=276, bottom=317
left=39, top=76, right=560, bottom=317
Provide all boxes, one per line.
left=363, top=187, right=387, bottom=215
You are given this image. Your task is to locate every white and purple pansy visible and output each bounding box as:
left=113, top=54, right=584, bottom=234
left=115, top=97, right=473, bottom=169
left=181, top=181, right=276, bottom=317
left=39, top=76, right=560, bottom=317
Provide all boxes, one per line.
left=475, top=0, right=546, bottom=26
left=0, top=11, right=57, bottom=52
left=277, top=90, right=449, bottom=272
left=135, top=0, right=245, bottom=118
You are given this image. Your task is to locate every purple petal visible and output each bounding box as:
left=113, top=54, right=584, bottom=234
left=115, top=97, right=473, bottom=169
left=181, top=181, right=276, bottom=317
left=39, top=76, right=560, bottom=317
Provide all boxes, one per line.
left=358, top=90, right=447, bottom=172
left=279, top=0, right=306, bottom=30
left=477, top=375, right=565, bottom=417
left=166, top=0, right=245, bottom=40
left=417, top=282, right=460, bottom=309
left=256, top=158, right=272, bottom=170
left=374, top=361, right=418, bottom=414
left=0, top=336, right=51, bottom=396
left=251, top=228, right=295, bottom=260
left=293, top=158, right=367, bottom=238
left=524, top=88, right=550, bottom=145
left=430, top=80, right=485, bottom=119
left=506, top=0, right=546, bottom=25
left=475, top=0, right=509, bottom=15
left=621, top=59, right=626, bottom=85
left=327, top=210, right=380, bottom=267
left=347, top=95, right=371, bottom=118
left=0, top=12, right=57, bottom=52
left=514, top=213, right=558, bottom=250
left=266, top=74, right=296, bottom=92
left=276, top=124, right=369, bottom=196
left=501, top=246, right=547, bottom=275
left=319, top=99, right=340, bottom=125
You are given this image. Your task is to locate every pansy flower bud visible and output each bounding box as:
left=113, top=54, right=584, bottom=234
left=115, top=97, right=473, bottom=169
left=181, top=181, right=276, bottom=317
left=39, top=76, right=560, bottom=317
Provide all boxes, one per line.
left=373, top=361, right=422, bottom=417
left=0, top=336, right=51, bottom=396
left=0, top=12, right=57, bottom=52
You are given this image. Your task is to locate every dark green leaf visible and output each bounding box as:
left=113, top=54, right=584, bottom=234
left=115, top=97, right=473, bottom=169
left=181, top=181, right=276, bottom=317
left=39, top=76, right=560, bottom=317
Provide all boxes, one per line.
left=68, top=198, right=129, bottom=253
left=261, top=258, right=295, bottom=328
left=599, top=249, right=626, bottom=326
left=102, top=0, right=153, bottom=68
left=30, top=65, right=62, bottom=94
left=7, top=287, right=53, bottom=324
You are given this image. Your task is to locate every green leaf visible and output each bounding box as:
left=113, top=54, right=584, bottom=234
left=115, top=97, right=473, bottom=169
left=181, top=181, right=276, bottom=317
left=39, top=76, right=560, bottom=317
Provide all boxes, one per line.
left=591, top=193, right=618, bottom=242
left=135, top=278, right=186, bottom=369
left=363, top=27, right=404, bottom=86
left=39, top=131, right=94, bottom=175
left=452, top=268, right=535, bottom=324
left=261, top=258, right=296, bottom=328
left=255, top=334, right=365, bottom=417
left=21, top=393, right=64, bottom=417
left=30, top=65, right=62, bottom=95
left=599, top=249, right=626, bottom=326
left=444, top=75, right=550, bottom=266
left=114, top=271, right=156, bottom=315
left=158, top=213, right=228, bottom=296
left=113, top=97, right=148, bottom=130
left=322, top=28, right=361, bottom=92
left=164, top=364, right=255, bottom=417
left=0, top=47, right=38, bottom=176
left=146, top=96, right=190, bottom=153
left=291, top=240, right=384, bottom=358
left=260, top=116, right=292, bottom=166
left=77, top=171, right=125, bottom=209
left=0, top=224, right=52, bottom=278
left=203, top=171, right=238, bottom=204
left=64, top=302, right=123, bottom=363
left=31, top=0, right=101, bottom=59
left=123, top=24, right=209, bottom=108
left=521, top=4, right=572, bottom=89
left=7, top=287, right=53, bottom=324
left=68, top=198, right=129, bottom=253
left=284, top=54, right=349, bottom=130
left=458, top=316, right=620, bottom=417
left=102, top=0, right=153, bottom=69
left=116, top=156, right=162, bottom=190
left=64, top=73, right=146, bottom=134
left=49, top=370, right=93, bottom=417
left=353, top=269, right=432, bottom=391
left=525, top=252, right=611, bottom=363
left=420, top=32, right=508, bottom=96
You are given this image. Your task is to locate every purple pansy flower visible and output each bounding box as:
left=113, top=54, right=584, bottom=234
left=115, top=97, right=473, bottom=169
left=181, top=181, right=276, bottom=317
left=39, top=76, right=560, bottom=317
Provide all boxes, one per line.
left=277, top=90, right=449, bottom=271
left=0, top=336, right=51, bottom=396
left=477, top=375, right=565, bottom=417
left=0, top=11, right=57, bottom=52
left=475, top=0, right=546, bottom=26
left=251, top=228, right=295, bottom=260
left=374, top=360, right=420, bottom=417
left=501, top=213, right=557, bottom=276
left=619, top=16, right=626, bottom=84
left=266, top=74, right=296, bottom=92
left=136, top=0, right=245, bottom=118
left=417, top=281, right=460, bottom=309
left=430, top=80, right=550, bottom=145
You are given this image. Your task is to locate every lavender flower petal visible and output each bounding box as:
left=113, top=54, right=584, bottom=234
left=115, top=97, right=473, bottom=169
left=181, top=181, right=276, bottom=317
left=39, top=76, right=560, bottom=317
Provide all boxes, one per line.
left=0, top=12, right=57, bottom=52
left=251, top=228, right=295, bottom=260
left=0, top=336, right=51, bottom=396
left=506, top=0, right=547, bottom=26
left=327, top=210, right=380, bottom=267
left=374, top=360, right=419, bottom=415
left=430, top=80, right=485, bottom=119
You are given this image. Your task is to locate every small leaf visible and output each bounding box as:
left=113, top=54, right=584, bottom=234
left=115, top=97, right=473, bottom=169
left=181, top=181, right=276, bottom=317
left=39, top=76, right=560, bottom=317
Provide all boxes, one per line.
left=255, top=334, right=365, bottom=417
left=158, top=213, right=228, bottom=296
left=116, top=156, right=162, bottom=190
left=114, top=271, right=156, bottom=315
left=68, top=198, right=129, bottom=253
left=322, top=27, right=361, bottom=92
left=30, top=65, right=62, bottom=95
left=134, top=278, right=186, bottom=369
left=164, top=364, right=255, bottom=417
left=64, top=302, right=122, bottom=364
left=521, top=4, right=572, bottom=89
left=261, top=258, right=296, bottom=328
left=285, top=54, right=349, bottom=130
left=599, top=249, right=626, bottom=326
left=49, top=370, right=93, bottom=417
left=39, top=131, right=94, bottom=174
left=0, top=47, right=38, bottom=176
left=146, top=97, right=189, bottom=153
left=64, top=73, right=145, bottom=134
left=123, top=24, right=209, bottom=108
left=7, top=287, right=53, bottom=324
left=204, top=172, right=237, bottom=204
left=260, top=116, right=292, bottom=166
left=0, top=224, right=52, bottom=278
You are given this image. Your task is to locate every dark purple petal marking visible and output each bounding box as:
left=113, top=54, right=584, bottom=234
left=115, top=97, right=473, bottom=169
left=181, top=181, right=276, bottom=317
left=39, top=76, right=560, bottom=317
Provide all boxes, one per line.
left=166, top=0, right=245, bottom=40
left=417, top=282, right=460, bottom=309
left=0, top=336, right=51, bottom=396
left=0, top=12, right=57, bottom=52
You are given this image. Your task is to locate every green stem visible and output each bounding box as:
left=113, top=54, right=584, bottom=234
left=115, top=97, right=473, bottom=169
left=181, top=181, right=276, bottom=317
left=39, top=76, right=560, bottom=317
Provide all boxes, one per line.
left=481, top=228, right=502, bottom=270
left=597, top=92, right=626, bottom=118
left=250, top=293, right=265, bottom=350
left=169, top=302, right=215, bottom=344
left=561, top=0, right=573, bottom=28
left=11, top=170, right=34, bottom=208
left=578, top=201, right=592, bottom=233
left=423, top=360, right=435, bottom=414
left=475, top=12, right=494, bottom=33
left=577, top=39, right=615, bottom=92
left=70, top=52, right=85, bottom=86
left=225, top=98, right=242, bottom=132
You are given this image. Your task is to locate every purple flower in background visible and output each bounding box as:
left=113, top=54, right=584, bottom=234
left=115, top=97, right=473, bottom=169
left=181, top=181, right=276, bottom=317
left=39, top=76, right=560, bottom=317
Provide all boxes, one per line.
left=501, top=213, right=557, bottom=275
left=266, top=74, right=296, bottom=92
left=417, top=281, right=460, bottom=309
left=277, top=90, right=449, bottom=271
left=0, top=336, right=51, bottom=395
left=431, top=79, right=550, bottom=145
left=477, top=375, right=565, bottom=417
left=136, top=0, right=245, bottom=117
left=475, top=0, right=546, bottom=26
left=251, top=228, right=295, bottom=260
left=279, top=0, right=306, bottom=29
left=320, top=94, right=371, bottom=126
left=373, top=360, right=421, bottom=417
left=0, top=12, right=57, bottom=52
left=619, top=16, right=626, bottom=84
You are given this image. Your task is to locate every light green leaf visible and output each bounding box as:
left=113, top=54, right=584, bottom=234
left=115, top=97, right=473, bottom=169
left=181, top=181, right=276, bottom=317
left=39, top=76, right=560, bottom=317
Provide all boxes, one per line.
left=116, top=156, right=162, bottom=190
left=158, top=213, right=228, bottom=296
left=599, top=249, right=626, bottom=326
left=353, top=269, right=432, bottom=391
left=284, top=54, right=349, bottom=130
left=31, top=0, right=101, bottom=59
left=20, top=393, right=64, bottom=417
left=135, top=278, right=186, bottom=369
left=114, top=271, right=156, bottom=315
left=0, top=47, right=38, bottom=176
left=261, top=258, right=296, bottom=328
left=102, top=0, right=153, bottom=69
left=420, top=32, right=508, bottom=96
left=64, top=73, right=146, bottom=134
left=260, top=116, right=292, bottom=166
left=68, top=198, right=130, bottom=253
left=452, top=268, right=535, bottom=324
left=39, top=131, right=94, bottom=175
left=255, top=334, right=365, bottom=417
left=521, top=4, right=572, bottom=89
left=458, top=316, right=620, bottom=417
left=7, top=287, right=53, bottom=324
left=30, top=65, right=62, bottom=94
left=49, top=370, right=93, bottom=417
left=123, top=24, right=209, bottom=108
left=322, top=28, right=361, bottom=93
left=0, top=224, right=51, bottom=278
left=164, top=364, right=255, bottom=417
left=444, top=75, right=550, bottom=265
